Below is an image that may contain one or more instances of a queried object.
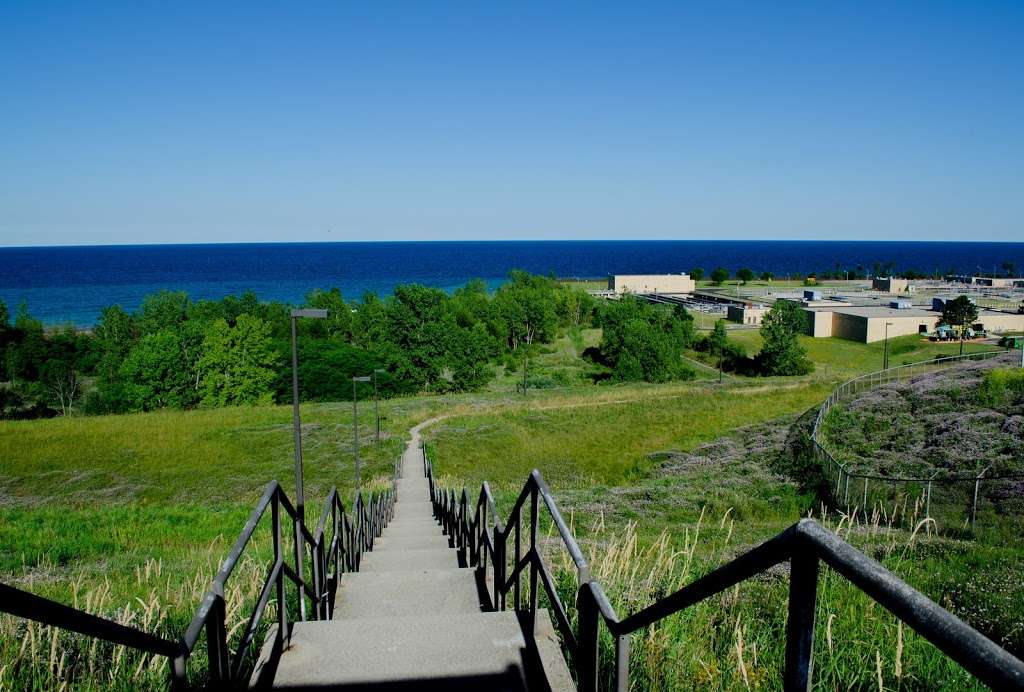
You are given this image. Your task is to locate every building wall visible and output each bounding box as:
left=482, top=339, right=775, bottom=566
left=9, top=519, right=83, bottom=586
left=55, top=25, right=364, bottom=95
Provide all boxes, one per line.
left=609, top=274, right=695, bottom=294
left=975, top=312, right=1024, bottom=334
left=832, top=313, right=868, bottom=342
left=872, top=277, right=909, bottom=293
left=862, top=315, right=939, bottom=343
left=727, top=305, right=767, bottom=325
left=803, top=309, right=834, bottom=337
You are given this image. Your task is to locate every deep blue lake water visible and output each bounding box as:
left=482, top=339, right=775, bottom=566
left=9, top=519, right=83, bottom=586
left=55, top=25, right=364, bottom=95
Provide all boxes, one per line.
left=1, top=240, right=1022, bottom=326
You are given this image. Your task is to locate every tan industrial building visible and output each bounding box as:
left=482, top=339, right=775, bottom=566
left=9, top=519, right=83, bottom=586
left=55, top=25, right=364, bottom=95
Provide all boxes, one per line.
left=727, top=304, right=768, bottom=325
left=608, top=273, right=695, bottom=294
left=799, top=303, right=1024, bottom=343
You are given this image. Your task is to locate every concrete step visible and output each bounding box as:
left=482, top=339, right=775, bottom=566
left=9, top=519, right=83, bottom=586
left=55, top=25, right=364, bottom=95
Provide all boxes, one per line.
left=253, top=612, right=530, bottom=690
left=359, top=547, right=459, bottom=572
left=393, top=505, right=434, bottom=515
left=380, top=520, right=436, bottom=528
left=383, top=519, right=440, bottom=532
left=373, top=534, right=451, bottom=551
left=332, top=569, right=483, bottom=618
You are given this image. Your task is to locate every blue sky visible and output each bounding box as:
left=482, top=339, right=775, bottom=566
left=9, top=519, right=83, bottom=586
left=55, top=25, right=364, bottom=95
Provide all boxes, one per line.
left=1, top=1, right=1021, bottom=246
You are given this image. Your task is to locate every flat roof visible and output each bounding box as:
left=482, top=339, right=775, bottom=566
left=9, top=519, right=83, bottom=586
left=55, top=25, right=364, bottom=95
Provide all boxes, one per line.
left=807, top=305, right=1017, bottom=320
left=823, top=306, right=934, bottom=319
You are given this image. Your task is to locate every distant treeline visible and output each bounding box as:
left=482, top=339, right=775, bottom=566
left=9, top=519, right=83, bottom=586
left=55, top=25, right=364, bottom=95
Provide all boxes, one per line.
left=0, top=271, right=813, bottom=419
left=691, top=261, right=1019, bottom=285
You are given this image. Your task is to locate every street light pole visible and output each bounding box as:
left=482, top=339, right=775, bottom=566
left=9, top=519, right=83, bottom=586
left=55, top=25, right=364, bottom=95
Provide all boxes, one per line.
left=373, top=368, right=386, bottom=448
left=883, top=322, right=893, bottom=370
left=352, top=375, right=371, bottom=492
left=289, top=308, right=328, bottom=528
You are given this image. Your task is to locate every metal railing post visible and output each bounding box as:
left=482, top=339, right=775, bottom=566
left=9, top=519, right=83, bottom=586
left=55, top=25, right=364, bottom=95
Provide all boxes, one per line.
left=576, top=581, right=600, bottom=692
left=784, top=548, right=819, bottom=691
left=205, top=589, right=229, bottom=682
left=272, top=493, right=288, bottom=648
left=529, top=484, right=540, bottom=622
left=293, top=513, right=306, bottom=621
left=514, top=505, right=522, bottom=610
left=614, top=633, right=631, bottom=692
left=494, top=524, right=505, bottom=611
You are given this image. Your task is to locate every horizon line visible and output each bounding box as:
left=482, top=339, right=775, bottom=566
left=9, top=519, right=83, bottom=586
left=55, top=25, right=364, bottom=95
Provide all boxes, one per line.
left=4, top=237, right=1024, bottom=250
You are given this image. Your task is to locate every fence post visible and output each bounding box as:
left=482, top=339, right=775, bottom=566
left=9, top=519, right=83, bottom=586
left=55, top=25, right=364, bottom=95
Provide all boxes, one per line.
left=972, top=467, right=989, bottom=532
left=926, top=475, right=934, bottom=534
left=784, top=548, right=820, bottom=691
left=862, top=477, right=868, bottom=521
left=576, top=582, right=600, bottom=692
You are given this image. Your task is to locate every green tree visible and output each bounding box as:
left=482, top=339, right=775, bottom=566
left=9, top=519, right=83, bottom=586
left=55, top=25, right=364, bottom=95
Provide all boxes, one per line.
left=760, top=271, right=774, bottom=281
left=555, top=285, right=596, bottom=328
left=736, top=268, right=755, bottom=284
left=690, top=267, right=705, bottom=282
left=493, top=271, right=558, bottom=349
left=304, top=288, right=353, bottom=340
left=120, top=330, right=196, bottom=410
left=197, top=314, right=280, bottom=406
left=938, top=295, right=979, bottom=356
left=10, top=303, right=47, bottom=381
left=40, top=359, right=79, bottom=416
left=137, top=290, right=191, bottom=334
left=0, top=299, right=8, bottom=330
left=445, top=322, right=494, bottom=391
left=598, top=295, right=694, bottom=383
left=756, top=301, right=813, bottom=376
left=708, top=319, right=729, bottom=380
left=710, top=267, right=730, bottom=285
left=352, top=292, right=389, bottom=350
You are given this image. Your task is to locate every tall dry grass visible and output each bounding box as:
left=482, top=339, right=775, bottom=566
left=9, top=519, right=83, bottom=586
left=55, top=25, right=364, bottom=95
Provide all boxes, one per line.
left=542, top=501, right=987, bottom=690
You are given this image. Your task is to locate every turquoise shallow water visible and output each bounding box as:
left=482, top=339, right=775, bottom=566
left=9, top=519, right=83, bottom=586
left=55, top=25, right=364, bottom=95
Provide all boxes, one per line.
left=1, top=240, right=1022, bottom=326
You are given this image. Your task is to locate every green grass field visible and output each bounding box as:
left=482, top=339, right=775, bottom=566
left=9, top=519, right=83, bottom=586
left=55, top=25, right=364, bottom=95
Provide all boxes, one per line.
left=1, top=328, right=1021, bottom=688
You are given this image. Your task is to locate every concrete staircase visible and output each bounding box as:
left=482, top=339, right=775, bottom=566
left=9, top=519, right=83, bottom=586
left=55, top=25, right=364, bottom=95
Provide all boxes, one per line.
left=251, top=435, right=573, bottom=691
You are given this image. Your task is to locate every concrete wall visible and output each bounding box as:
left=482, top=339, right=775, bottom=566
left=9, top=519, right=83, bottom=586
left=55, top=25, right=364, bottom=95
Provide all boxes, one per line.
left=609, top=274, right=695, bottom=294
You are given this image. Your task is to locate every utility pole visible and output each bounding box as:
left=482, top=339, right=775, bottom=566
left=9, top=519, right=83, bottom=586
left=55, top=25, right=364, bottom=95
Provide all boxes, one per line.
left=352, top=375, right=371, bottom=491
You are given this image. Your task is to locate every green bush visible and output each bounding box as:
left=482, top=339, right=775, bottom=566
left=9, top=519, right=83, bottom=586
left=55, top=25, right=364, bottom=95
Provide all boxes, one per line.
left=977, top=368, right=1024, bottom=407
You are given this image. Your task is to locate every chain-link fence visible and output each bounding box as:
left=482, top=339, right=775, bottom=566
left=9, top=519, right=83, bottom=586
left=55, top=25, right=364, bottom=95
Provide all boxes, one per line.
left=811, top=349, right=1024, bottom=533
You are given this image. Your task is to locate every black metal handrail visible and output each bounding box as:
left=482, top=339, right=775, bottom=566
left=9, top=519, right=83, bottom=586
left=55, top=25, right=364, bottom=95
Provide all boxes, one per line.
left=423, top=445, right=1024, bottom=690
left=0, top=453, right=402, bottom=688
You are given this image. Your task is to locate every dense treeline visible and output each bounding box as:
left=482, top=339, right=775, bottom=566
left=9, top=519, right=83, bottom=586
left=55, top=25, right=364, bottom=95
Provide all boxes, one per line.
left=0, top=271, right=815, bottom=419
left=0, top=272, right=608, bottom=418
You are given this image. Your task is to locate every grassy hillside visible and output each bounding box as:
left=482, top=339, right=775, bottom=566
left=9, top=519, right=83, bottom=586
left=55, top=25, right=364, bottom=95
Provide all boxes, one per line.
left=1, top=328, right=1020, bottom=688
